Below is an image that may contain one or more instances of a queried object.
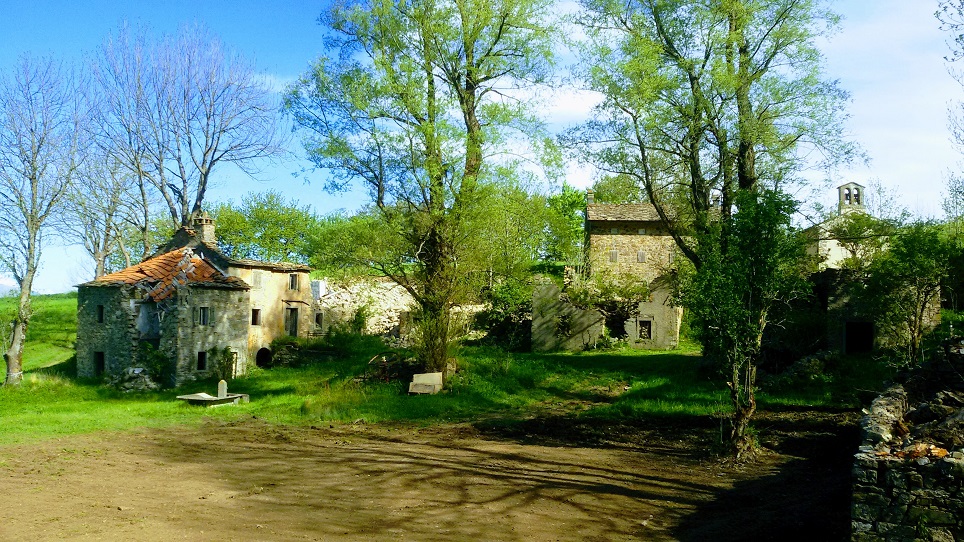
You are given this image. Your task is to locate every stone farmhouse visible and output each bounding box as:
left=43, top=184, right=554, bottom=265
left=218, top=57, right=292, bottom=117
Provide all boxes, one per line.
left=75, top=212, right=313, bottom=386
left=583, top=190, right=683, bottom=349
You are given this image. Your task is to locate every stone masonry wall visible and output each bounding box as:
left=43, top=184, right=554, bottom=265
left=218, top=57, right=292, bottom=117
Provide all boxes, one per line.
left=586, top=220, right=677, bottom=283
left=76, top=286, right=136, bottom=379
left=169, top=286, right=250, bottom=387
left=852, top=385, right=964, bottom=541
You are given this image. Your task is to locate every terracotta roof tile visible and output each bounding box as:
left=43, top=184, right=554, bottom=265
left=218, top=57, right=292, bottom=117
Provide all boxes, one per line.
left=83, top=248, right=248, bottom=301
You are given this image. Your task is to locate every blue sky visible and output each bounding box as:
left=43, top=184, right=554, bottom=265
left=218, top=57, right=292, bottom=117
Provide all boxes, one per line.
left=0, top=0, right=960, bottom=292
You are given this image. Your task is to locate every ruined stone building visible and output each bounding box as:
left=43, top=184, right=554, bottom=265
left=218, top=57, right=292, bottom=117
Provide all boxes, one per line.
left=75, top=213, right=313, bottom=386
left=532, top=190, right=683, bottom=351
left=583, top=190, right=683, bottom=349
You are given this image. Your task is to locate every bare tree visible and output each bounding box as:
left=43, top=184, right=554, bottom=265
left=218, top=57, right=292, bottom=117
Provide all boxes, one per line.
left=63, top=156, right=136, bottom=278
left=91, top=24, right=287, bottom=233
left=0, top=56, right=84, bottom=386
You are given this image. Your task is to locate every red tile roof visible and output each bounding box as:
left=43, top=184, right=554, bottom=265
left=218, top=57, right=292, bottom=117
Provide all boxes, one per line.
left=84, top=248, right=248, bottom=301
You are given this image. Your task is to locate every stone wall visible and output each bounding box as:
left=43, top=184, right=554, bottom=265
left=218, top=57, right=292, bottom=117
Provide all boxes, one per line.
left=851, top=343, right=964, bottom=541
left=169, top=286, right=250, bottom=386
left=586, top=220, right=677, bottom=282
left=76, top=286, right=136, bottom=379
left=315, top=278, right=415, bottom=336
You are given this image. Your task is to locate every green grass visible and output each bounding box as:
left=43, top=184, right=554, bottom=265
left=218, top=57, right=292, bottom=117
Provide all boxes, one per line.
left=0, top=292, right=77, bottom=371
left=0, top=293, right=897, bottom=446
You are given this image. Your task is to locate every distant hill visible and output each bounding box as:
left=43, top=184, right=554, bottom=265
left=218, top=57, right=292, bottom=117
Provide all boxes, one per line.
left=0, top=283, right=16, bottom=297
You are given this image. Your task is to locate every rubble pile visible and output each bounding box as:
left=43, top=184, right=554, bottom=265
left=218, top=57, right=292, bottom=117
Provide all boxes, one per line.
left=107, top=367, right=161, bottom=392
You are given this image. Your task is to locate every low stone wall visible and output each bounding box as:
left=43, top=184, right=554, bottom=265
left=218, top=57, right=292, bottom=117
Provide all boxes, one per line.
left=852, top=388, right=964, bottom=541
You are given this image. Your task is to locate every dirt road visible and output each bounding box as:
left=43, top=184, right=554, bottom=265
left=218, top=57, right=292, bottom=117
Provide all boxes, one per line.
left=0, top=412, right=856, bottom=541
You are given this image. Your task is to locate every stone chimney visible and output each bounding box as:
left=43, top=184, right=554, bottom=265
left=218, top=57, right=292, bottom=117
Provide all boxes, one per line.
left=586, top=189, right=595, bottom=204
left=192, top=211, right=216, bottom=244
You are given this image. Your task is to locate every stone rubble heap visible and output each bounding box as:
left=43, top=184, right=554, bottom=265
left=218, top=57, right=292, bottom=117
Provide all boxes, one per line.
left=852, top=340, right=964, bottom=542
left=107, top=367, right=161, bottom=392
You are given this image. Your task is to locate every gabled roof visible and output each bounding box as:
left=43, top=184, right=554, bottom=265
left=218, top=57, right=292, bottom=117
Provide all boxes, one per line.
left=587, top=203, right=666, bottom=222
left=153, top=227, right=311, bottom=273
left=81, top=248, right=248, bottom=301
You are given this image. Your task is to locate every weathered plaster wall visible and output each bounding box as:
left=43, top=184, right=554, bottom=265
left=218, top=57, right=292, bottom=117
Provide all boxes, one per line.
left=531, top=281, right=604, bottom=352
left=226, top=267, right=313, bottom=356
left=630, top=283, right=683, bottom=350
left=76, top=286, right=136, bottom=379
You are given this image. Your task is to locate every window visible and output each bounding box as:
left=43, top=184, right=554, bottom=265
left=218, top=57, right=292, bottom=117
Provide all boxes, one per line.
left=608, top=249, right=618, bottom=263
left=195, top=306, right=211, bottom=326
left=251, top=308, right=262, bottom=326
left=288, top=273, right=300, bottom=291
left=94, top=352, right=105, bottom=376
left=637, top=228, right=647, bottom=235
left=638, top=320, right=652, bottom=340
left=636, top=250, right=647, bottom=263
left=196, top=351, right=207, bottom=371
left=314, top=312, right=324, bottom=329
left=610, top=228, right=619, bottom=234
left=96, top=305, right=105, bottom=323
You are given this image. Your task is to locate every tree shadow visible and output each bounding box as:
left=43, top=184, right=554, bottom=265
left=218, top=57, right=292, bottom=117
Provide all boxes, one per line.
left=672, top=411, right=860, bottom=541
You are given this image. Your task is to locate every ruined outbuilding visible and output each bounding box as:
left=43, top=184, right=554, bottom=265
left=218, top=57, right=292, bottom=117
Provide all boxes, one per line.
left=532, top=191, right=683, bottom=351
left=75, top=212, right=313, bottom=386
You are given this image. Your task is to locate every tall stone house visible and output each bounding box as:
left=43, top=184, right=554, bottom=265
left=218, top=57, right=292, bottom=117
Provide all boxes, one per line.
left=582, top=190, right=683, bottom=349
left=75, top=213, right=313, bottom=386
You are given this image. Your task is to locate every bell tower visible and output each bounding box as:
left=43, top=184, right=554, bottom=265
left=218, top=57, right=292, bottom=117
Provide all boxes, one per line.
left=837, top=182, right=866, bottom=215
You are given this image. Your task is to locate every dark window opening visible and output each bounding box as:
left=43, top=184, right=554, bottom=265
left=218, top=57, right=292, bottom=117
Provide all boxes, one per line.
left=96, top=305, right=105, bottom=323
left=314, top=312, right=324, bottom=328
left=289, top=273, right=300, bottom=291
left=845, top=321, right=874, bottom=354
left=196, top=351, right=207, bottom=371
left=251, top=308, right=261, bottom=326
left=196, top=306, right=210, bottom=326
left=94, top=352, right=105, bottom=376
left=638, top=320, right=653, bottom=340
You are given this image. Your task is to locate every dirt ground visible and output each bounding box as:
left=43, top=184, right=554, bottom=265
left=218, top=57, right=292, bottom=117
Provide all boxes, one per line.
left=0, top=410, right=858, bottom=541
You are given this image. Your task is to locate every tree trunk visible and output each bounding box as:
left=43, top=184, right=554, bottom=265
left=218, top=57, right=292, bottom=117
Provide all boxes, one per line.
left=3, top=287, right=31, bottom=386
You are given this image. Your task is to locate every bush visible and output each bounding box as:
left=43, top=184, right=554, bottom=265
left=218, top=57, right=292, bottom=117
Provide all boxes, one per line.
left=473, top=280, right=532, bottom=351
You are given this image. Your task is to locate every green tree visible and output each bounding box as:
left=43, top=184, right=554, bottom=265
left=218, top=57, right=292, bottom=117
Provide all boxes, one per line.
left=210, top=191, right=319, bottom=263
left=868, top=222, right=952, bottom=365
left=286, top=0, right=555, bottom=371
left=543, top=183, right=585, bottom=266
left=826, top=212, right=895, bottom=276
left=682, top=190, right=809, bottom=458
left=591, top=174, right=643, bottom=203
left=569, top=0, right=853, bottom=457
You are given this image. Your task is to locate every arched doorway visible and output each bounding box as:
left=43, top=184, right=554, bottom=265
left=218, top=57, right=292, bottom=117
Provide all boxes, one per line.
left=256, top=348, right=272, bottom=368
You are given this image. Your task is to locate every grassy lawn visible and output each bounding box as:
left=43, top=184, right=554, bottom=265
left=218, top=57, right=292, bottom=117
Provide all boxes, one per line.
left=0, top=293, right=894, bottom=446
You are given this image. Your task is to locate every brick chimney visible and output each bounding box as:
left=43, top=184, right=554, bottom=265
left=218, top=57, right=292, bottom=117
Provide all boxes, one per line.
left=192, top=211, right=216, bottom=244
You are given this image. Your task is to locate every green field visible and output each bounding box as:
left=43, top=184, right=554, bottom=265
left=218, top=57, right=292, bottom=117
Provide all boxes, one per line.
left=0, top=293, right=891, bottom=446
